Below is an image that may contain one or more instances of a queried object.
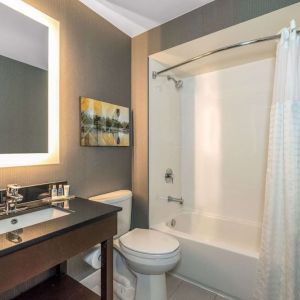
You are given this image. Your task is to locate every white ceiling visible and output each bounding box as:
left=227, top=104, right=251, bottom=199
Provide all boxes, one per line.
left=79, top=0, right=214, bottom=37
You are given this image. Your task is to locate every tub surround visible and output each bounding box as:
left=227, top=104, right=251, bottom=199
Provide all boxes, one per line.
left=149, top=57, right=274, bottom=227
left=180, top=58, right=274, bottom=224
left=149, top=60, right=182, bottom=227
left=0, top=196, right=120, bottom=299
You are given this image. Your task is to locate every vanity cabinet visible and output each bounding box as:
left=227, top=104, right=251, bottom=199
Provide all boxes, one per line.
left=0, top=198, right=120, bottom=300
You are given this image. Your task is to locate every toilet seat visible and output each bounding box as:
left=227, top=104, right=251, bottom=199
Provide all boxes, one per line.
left=120, top=243, right=180, bottom=260
left=119, top=228, right=180, bottom=259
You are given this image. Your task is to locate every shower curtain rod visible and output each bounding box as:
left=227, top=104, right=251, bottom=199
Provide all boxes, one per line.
left=152, top=30, right=300, bottom=78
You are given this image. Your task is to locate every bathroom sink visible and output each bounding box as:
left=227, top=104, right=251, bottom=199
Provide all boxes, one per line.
left=0, top=207, right=70, bottom=235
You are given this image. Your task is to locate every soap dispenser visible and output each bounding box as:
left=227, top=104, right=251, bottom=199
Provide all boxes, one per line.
left=58, top=184, right=63, bottom=197
left=51, top=185, right=57, bottom=199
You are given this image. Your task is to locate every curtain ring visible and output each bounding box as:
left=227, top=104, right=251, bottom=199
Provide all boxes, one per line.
left=290, top=19, right=296, bottom=32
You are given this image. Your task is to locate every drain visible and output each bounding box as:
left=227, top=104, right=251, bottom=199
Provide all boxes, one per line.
left=11, top=218, right=18, bottom=225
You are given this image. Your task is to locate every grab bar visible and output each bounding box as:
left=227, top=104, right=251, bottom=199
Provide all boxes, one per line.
left=168, top=196, right=184, bottom=205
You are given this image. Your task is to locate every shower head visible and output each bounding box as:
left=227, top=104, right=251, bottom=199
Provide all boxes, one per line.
left=167, top=75, right=183, bottom=89
left=175, top=80, right=183, bottom=89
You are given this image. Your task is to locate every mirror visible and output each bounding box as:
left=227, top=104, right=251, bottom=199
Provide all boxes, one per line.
left=0, top=1, right=59, bottom=167
left=0, top=3, right=48, bottom=154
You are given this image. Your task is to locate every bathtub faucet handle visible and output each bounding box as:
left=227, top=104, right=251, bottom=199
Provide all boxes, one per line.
left=168, top=196, right=184, bottom=205
left=165, top=168, right=174, bottom=183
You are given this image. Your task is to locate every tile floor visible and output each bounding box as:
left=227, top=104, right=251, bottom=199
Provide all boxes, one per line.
left=80, top=270, right=229, bottom=300
left=167, top=274, right=228, bottom=300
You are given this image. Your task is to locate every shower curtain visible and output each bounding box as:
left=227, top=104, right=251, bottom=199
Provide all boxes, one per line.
left=255, top=21, right=300, bottom=300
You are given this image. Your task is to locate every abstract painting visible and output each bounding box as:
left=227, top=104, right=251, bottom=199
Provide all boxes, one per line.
left=80, top=97, right=130, bottom=146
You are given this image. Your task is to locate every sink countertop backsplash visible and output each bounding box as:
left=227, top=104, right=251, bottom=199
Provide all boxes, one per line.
left=0, top=197, right=120, bottom=256
left=0, top=181, right=68, bottom=204
left=0, top=182, right=121, bottom=257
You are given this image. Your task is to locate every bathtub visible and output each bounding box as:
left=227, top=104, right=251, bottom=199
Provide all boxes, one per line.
left=152, top=212, right=261, bottom=300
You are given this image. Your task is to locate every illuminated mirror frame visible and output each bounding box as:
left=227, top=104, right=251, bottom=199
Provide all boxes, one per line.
left=0, top=0, right=59, bottom=167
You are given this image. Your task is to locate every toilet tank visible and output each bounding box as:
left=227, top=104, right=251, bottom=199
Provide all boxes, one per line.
left=89, top=190, right=132, bottom=238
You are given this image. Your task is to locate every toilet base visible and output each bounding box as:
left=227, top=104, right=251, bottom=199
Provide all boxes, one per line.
left=134, top=272, right=167, bottom=300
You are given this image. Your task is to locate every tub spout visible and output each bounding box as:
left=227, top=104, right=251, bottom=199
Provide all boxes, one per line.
left=168, top=196, right=184, bottom=205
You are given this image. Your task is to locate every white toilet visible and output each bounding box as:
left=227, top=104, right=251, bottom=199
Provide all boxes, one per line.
left=89, top=190, right=180, bottom=300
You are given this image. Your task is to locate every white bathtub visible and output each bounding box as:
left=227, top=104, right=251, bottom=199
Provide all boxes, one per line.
left=152, top=212, right=261, bottom=300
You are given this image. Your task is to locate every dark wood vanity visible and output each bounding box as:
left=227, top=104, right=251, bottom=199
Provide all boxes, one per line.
left=0, top=197, right=121, bottom=300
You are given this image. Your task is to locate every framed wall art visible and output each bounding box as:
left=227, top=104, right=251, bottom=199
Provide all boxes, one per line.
left=80, top=97, right=130, bottom=147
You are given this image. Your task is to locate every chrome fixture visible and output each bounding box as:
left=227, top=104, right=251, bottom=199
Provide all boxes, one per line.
left=152, top=72, right=183, bottom=89
left=170, top=219, right=176, bottom=227
left=167, top=75, right=183, bottom=89
left=152, top=29, right=300, bottom=77
left=6, top=229, right=23, bottom=244
left=5, top=184, right=23, bottom=214
left=165, top=168, right=174, bottom=183
left=168, top=196, right=184, bottom=205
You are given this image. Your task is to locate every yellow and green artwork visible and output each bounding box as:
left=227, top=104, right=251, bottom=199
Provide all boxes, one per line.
left=80, top=97, right=130, bottom=147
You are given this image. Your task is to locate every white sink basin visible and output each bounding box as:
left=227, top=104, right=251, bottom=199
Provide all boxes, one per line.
left=0, top=207, right=70, bottom=235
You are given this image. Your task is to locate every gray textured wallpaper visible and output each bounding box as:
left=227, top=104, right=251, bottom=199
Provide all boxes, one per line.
left=0, top=0, right=131, bottom=199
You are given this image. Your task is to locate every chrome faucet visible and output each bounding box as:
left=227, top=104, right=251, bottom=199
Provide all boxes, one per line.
left=5, top=184, right=23, bottom=214
left=168, top=196, right=184, bottom=205
left=165, top=168, right=174, bottom=183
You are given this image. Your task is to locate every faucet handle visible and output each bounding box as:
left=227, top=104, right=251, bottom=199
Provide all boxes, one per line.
left=6, top=184, right=23, bottom=202
left=7, top=184, right=21, bottom=190
left=165, top=168, right=174, bottom=183
left=7, top=184, right=21, bottom=194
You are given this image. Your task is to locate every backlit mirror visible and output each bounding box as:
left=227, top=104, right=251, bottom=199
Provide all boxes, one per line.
left=0, top=0, right=59, bottom=167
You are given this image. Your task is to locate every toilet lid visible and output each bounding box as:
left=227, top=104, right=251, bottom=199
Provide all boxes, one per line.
left=119, top=229, right=179, bottom=255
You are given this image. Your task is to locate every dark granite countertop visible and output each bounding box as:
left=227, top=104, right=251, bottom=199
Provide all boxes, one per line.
left=0, top=197, right=121, bottom=257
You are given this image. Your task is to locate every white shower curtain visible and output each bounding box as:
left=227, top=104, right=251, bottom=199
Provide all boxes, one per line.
left=255, top=21, right=300, bottom=300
